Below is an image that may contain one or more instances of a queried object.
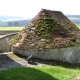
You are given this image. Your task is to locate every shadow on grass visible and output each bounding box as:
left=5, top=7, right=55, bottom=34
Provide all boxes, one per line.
left=0, top=54, right=58, bottom=80
left=48, top=60, right=80, bottom=69
left=0, top=67, right=58, bottom=80
left=54, top=61, right=80, bottom=69
left=24, top=58, right=80, bottom=69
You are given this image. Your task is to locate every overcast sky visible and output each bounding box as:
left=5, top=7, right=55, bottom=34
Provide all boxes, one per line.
left=0, top=0, right=80, bottom=19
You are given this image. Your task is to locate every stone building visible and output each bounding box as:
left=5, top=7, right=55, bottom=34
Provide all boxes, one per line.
left=9, top=9, right=80, bottom=63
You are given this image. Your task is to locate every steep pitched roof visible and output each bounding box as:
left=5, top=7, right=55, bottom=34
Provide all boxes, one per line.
left=9, top=9, right=80, bottom=49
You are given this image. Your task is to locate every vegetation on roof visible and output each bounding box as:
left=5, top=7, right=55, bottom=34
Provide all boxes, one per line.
left=9, top=9, right=80, bottom=49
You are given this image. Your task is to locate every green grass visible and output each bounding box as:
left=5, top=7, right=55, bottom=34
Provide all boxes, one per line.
left=0, top=27, right=24, bottom=31
left=76, top=24, right=80, bottom=29
left=0, top=64, right=80, bottom=80
left=0, top=25, right=79, bottom=31
left=77, top=26, right=80, bottom=29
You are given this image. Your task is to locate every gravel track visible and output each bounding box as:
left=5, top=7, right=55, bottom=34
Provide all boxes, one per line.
left=0, top=53, right=48, bottom=71
left=0, top=52, right=80, bottom=71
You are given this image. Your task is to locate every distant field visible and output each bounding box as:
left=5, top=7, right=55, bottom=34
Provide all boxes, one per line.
left=76, top=24, right=80, bottom=29
left=0, top=27, right=24, bottom=31
left=0, top=25, right=80, bottom=31
left=78, top=26, right=80, bottom=29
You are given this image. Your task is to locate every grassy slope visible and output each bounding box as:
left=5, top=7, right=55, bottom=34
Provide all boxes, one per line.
left=0, top=65, right=80, bottom=80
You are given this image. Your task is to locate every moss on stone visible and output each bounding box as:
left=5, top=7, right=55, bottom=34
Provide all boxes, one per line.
left=9, top=9, right=80, bottom=49
left=34, top=18, right=60, bottom=39
left=9, top=34, right=22, bottom=45
left=62, top=19, right=79, bottom=31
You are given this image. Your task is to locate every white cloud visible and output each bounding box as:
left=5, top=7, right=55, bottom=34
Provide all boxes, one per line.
left=0, top=0, right=80, bottom=19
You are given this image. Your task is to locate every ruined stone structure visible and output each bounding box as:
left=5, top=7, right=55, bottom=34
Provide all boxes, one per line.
left=9, top=9, right=80, bottom=63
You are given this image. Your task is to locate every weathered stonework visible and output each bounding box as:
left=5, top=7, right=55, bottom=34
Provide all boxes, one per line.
left=9, top=9, right=80, bottom=63
left=9, top=9, right=80, bottom=49
left=0, top=33, right=18, bottom=52
left=12, top=46, right=80, bottom=63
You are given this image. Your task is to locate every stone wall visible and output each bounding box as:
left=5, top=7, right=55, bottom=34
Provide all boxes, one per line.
left=0, top=33, right=18, bottom=52
left=12, top=46, right=80, bottom=63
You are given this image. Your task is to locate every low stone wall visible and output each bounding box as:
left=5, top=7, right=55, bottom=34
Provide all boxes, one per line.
left=0, top=33, right=18, bottom=52
left=12, top=46, right=80, bottom=63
